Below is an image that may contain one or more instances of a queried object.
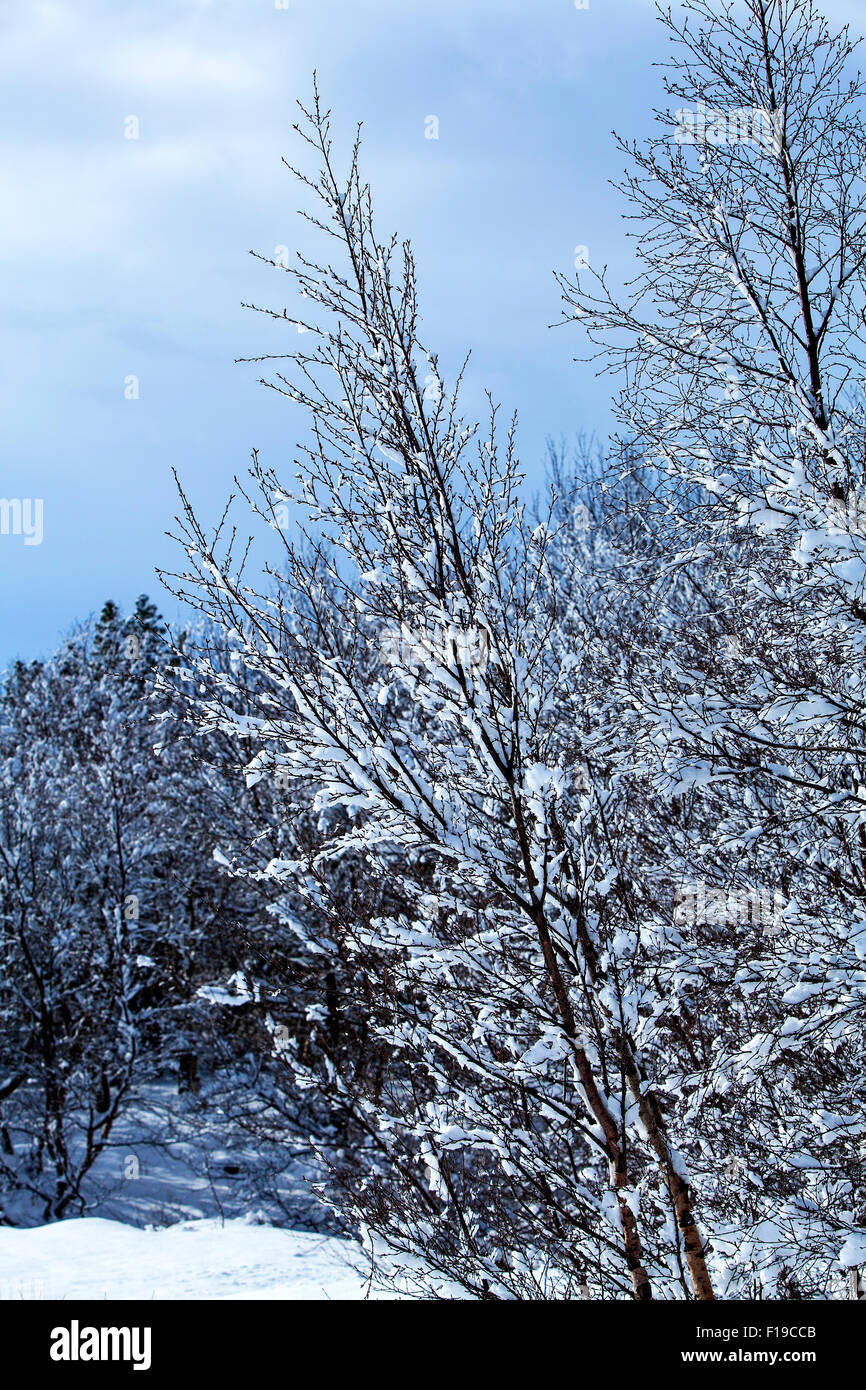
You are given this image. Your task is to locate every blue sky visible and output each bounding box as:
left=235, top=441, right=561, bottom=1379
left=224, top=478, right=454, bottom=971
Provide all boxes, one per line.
left=1, top=0, right=861, bottom=664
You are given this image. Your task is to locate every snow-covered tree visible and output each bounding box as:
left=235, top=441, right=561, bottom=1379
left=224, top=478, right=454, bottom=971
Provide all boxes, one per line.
left=560, top=0, right=866, bottom=1295
left=0, top=632, right=140, bottom=1220
left=164, top=85, right=724, bottom=1300
left=0, top=602, right=273, bottom=1221
left=157, top=0, right=866, bottom=1298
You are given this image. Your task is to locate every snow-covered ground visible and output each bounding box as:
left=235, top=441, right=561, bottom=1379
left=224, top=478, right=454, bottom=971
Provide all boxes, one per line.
left=0, top=1215, right=381, bottom=1300
left=0, top=1081, right=393, bottom=1301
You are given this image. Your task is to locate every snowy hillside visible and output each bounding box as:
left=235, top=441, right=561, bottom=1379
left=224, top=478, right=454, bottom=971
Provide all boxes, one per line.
left=0, top=1217, right=380, bottom=1301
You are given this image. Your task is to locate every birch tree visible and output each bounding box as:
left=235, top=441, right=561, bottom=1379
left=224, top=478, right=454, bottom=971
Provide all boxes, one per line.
left=560, top=0, right=866, bottom=1295
left=166, top=85, right=719, bottom=1299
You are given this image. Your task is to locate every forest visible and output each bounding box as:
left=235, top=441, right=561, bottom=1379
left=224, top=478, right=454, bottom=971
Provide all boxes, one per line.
left=2, top=0, right=865, bottom=1302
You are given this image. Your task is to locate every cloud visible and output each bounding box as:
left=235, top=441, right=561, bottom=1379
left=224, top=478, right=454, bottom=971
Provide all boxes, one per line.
left=98, top=39, right=260, bottom=94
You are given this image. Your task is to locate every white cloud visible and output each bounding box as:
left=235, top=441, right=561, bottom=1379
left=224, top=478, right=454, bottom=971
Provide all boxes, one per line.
left=100, top=39, right=260, bottom=94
